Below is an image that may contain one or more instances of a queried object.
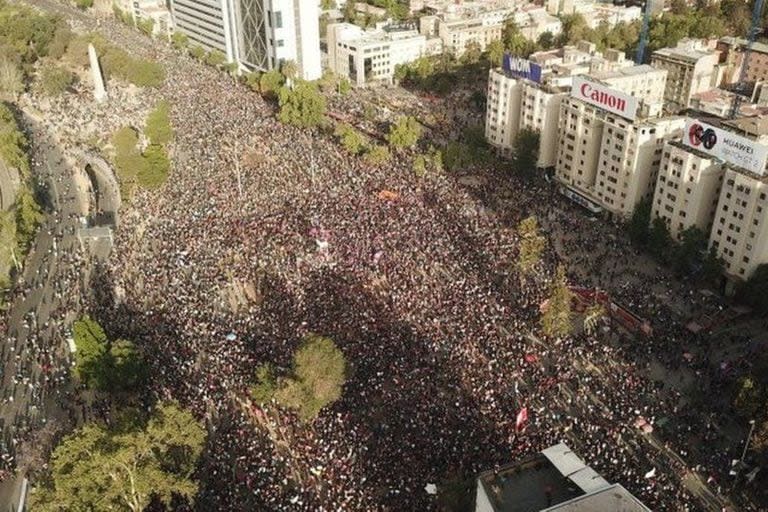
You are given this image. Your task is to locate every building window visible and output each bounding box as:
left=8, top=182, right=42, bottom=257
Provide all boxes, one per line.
left=276, top=39, right=284, bottom=47
left=274, top=11, right=282, bottom=28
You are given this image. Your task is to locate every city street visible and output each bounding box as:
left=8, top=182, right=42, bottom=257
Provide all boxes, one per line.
left=0, top=111, right=91, bottom=507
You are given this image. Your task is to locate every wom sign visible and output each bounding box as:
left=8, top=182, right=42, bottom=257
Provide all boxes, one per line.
left=503, top=54, right=543, bottom=83
left=571, top=76, right=638, bottom=121
left=683, top=119, right=768, bottom=176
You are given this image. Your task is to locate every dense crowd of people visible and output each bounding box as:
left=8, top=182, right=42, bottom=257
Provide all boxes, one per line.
left=1, top=2, right=765, bottom=510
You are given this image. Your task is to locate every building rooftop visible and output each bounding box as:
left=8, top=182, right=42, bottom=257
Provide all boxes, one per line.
left=652, top=39, right=719, bottom=63
left=720, top=36, right=768, bottom=55
left=476, top=443, right=651, bottom=512
left=590, top=64, right=661, bottom=81
left=723, top=115, right=768, bottom=138
left=545, top=484, right=651, bottom=512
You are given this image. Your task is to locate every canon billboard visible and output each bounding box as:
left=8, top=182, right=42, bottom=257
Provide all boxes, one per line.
left=683, top=119, right=768, bottom=176
left=570, top=76, right=638, bottom=121
left=502, top=54, right=543, bottom=83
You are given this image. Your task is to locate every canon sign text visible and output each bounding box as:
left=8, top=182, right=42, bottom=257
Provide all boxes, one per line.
left=570, top=76, right=638, bottom=121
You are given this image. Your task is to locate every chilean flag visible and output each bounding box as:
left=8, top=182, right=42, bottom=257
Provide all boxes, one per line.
left=515, top=407, right=529, bottom=431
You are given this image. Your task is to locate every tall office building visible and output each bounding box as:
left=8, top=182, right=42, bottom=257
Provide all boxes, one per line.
left=169, top=0, right=321, bottom=80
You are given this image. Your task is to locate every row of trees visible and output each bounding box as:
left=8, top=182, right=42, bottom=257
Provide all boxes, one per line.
left=0, top=104, right=43, bottom=298
left=251, top=334, right=348, bottom=421
left=111, top=100, right=174, bottom=199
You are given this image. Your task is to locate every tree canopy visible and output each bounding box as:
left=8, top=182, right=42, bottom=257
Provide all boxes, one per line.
left=145, top=100, right=173, bottom=146
left=252, top=334, right=347, bottom=421
left=277, top=80, right=327, bottom=128
left=386, top=116, right=422, bottom=149
left=517, top=215, right=546, bottom=276
left=541, top=265, right=573, bottom=338
left=72, top=315, right=144, bottom=392
left=511, top=128, right=540, bottom=178
left=31, top=402, right=206, bottom=512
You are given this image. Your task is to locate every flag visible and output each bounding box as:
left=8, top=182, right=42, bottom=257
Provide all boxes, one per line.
left=516, top=407, right=528, bottom=431
left=644, top=468, right=656, bottom=479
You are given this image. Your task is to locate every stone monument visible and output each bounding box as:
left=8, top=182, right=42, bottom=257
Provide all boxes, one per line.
left=88, top=43, right=107, bottom=103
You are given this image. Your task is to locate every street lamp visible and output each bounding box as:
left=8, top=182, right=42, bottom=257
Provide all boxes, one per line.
left=740, top=419, right=757, bottom=465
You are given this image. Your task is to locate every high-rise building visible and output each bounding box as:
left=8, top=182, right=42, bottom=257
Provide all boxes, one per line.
left=169, top=0, right=321, bottom=80
left=485, top=44, right=634, bottom=168
left=650, top=39, right=721, bottom=113
left=553, top=65, right=686, bottom=218
left=651, top=141, right=724, bottom=240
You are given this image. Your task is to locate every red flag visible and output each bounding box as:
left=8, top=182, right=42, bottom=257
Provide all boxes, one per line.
left=516, top=407, right=529, bottom=431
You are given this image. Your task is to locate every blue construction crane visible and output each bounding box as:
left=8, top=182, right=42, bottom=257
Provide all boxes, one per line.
left=635, top=0, right=653, bottom=64
left=730, top=0, right=766, bottom=118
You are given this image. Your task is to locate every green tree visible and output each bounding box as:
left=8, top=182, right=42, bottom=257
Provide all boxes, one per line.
left=0, top=103, right=29, bottom=174
left=277, top=80, right=327, bottom=128
left=628, top=196, right=652, bottom=247
left=537, top=31, right=555, bottom=50
left=343, top=0, right=357, bottom=22
left=138, top=144, right=170, bottom=189
left=541, top=265, right=573, bottom=338
left=486, top=39, right=504, bottom=67
left=32, top=402, right=206, bottom=512
left=274, top=334, right=347, bottom=420
left=13, top=188, right=43, bottom=250
left=0, top=57, right=24, bottom=99
left=461, top=40, right=483, bottom=65
left=364, top=144, right=390, bottom=165
left=386, top=116, right=422, bottom=149
left=517, top=215, right=546, bottom=275
left=111, top=126, right=144, bottom=200
left=334, top=122, right=366, bottom=155
left=145, top=100, right=173, bottom=146
left=37, top=65, right=75, bottom=96
left=259, top=68, right=284, bottom=97
left=281, top=59, right=299, bottom=87
left=558, top=13, right=591, bottom=45
left=321, top=0, right=336, bottom=9
left=502, top=19, right=535, bottom=56
left=171, top=31, right=188, bottom=50
left=72, top=316, right=110, bottom=389
left=251, top=363, right=278, bottom=404
left=510, top=128, right=539, bottom=178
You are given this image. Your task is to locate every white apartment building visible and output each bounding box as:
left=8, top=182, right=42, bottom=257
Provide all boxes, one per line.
left=485, top=45, right=634, bottom=168
left=169, top=0, right=321, bottom=80
left=710, top=168, right=768, bottom=280
left=545, top=0, right=642, bottom=27
left=327, top=22, right=430, bottom=86
left=554, top=66, right=685, bottom=218
left=419, top=8, right=510, bottom=56
left=651, top=141, right=724, bottom=240
left=512, top=7, right=562, bottom=41
left=651, top=39, right=721, bottom=112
